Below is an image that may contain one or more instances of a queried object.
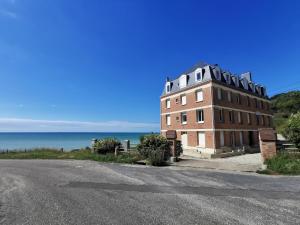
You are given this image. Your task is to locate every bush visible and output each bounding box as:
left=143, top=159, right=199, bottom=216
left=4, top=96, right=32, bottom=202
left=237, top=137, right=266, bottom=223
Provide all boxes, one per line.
left=266, top=153, right=300, bottom=175
left=284, top=112, right=300, bottom=148
left=137, top=134, right=171, bottom=166
left=93, top=138, right=121, bottom=154
left=174, top=140, right=183, bottom=157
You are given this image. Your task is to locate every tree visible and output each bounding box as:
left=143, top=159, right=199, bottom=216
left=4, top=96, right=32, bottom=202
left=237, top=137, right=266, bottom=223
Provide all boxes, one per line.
left=284, top=112, right=300, bottom=148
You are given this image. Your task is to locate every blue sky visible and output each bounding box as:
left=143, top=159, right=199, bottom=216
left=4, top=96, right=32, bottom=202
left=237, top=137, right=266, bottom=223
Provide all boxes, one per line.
left=0, top=0, right=299, bottom=132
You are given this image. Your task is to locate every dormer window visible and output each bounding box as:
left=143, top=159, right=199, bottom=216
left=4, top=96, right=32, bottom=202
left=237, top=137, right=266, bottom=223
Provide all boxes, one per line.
left=226, top=74, right=231, bottom=84
left=166, top=82, right=171, bottom=93
left=179, top=74, right=187, bottom=89
left=195, top=68, right=204, bottom=82
left=215, top=70, right=221, bottom=80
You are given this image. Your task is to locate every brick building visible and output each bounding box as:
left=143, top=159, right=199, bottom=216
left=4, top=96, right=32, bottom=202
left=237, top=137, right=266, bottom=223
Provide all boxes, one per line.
left=160, top=62, right=273, bottom=157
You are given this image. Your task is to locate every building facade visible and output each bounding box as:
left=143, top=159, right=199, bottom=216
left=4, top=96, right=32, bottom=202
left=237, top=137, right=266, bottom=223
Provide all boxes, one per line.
left=160, top=62, right=273, bottom=157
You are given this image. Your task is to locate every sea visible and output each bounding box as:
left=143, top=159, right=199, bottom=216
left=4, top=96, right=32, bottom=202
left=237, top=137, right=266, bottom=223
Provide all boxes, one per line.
left=0, top=132, right=152, bottom=151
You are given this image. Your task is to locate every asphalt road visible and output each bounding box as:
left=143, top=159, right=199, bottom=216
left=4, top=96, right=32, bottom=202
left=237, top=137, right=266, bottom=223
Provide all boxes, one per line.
left=0, top=160, right=299, bottom=225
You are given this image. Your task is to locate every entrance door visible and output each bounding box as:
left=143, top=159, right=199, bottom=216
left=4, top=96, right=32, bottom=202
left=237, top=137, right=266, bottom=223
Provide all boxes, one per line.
left=248, top=131, right=254, bottom=146
left=181, top=132, right=188, bottom=148
left=198, top=132, right=206, bottom=148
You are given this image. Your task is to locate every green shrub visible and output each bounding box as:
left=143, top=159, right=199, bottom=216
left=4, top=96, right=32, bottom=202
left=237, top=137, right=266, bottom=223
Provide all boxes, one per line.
left=266, top=153, right=300, bottom=175
left=174, top=140, right=183, bottom=157
left=137, top=134, right=171, bottom=166
left=284, top=112, right=300, bottom=148
left=93, top=138, right=121, bottom=154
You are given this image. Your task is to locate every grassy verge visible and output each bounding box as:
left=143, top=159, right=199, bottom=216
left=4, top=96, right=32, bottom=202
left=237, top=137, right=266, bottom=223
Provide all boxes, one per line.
left=262, top=153, right=300, bottom=175
left=0, top=148, right=142, bottom=164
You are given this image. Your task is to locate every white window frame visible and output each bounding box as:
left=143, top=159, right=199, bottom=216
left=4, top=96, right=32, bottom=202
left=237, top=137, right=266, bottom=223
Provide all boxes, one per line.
left=166, top=99, right=171, bottom=109
left=181, top=112, right=187, bottom=125
left=196, top=109, right=204, bottom=123
left=166, top=114, right=171, bottom=126
left=181, top=95, right=187, bottom=105
left=195, top=68, right=204, bottom=82
left=166, top=82, right=171, bottom=93
left=179, top=74, right=187, bottom=89
left=196, top=89, right=203, bottom=102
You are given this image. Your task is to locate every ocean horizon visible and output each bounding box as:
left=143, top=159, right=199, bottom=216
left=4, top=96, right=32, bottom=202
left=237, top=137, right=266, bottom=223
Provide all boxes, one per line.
left=0, top=132, right=155, bottom=151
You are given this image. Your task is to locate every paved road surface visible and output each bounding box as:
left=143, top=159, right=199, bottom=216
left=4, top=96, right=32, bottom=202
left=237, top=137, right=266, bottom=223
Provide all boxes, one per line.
left=0, top=160, right=299, bottom=225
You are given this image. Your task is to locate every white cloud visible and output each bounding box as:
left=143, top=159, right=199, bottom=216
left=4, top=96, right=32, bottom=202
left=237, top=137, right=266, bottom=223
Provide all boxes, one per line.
left=0, top=118, right=160, bottom=132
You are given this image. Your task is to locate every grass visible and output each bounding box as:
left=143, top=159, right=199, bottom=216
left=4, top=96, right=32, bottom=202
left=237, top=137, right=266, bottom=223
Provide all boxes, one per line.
left=0, top=148, right=143, bottom=164
left=263, top=153, right=300, bottom=175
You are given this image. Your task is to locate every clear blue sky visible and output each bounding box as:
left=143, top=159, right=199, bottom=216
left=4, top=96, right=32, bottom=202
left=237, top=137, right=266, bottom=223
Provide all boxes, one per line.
left=0, top=0, right=299, bottom=132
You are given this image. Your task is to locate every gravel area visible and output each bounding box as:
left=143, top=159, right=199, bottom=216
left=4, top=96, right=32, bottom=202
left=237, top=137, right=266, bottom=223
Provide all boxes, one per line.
left=213, top=153, right=263, bottom=165
left=0, top=160, right=300, bottom=225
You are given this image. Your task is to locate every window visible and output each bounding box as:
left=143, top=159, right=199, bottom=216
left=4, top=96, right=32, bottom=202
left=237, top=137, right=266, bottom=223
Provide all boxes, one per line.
left=255, top=99, right=258, bottom=108
left=179, top=75, right=187, bottom=89
left=268, top=116, right=272, bottom=126
left=256, top=115, right=260, bottom=125
left=228, top=91, right=232, bottom=102
left=217, top=88, right=222, bottom=100
left=181, top=95, right=186, bottom=105
left=247, top=96, right=251, bottom=107
left=166, top=99, right=171, bottom=109
left=220, top=131, right=225, bottom=147
left=197, top=109, right=204, bottom=123
left=181, top=112, right=187, bottom=125
left=237, top=94, right=241, bottom=104
left=229, top=111, right=234, bottom=123
left=247, top=113, right=251, bottom=124
left=261, top=101, right=264, bottom=109
left=215, top=70, right=221, bottom=80
left=262, top=116, right=265, bottom=126
left=219, top=109, right=224, bottom=122
left=238, top=112, right=242, bottom=124
left=166, top=83, right=171, bottom=93
left=166, top=115, right=171, bottom=126
left=196, top=90, right=203, bottom=102
left=195, top=69, right=204, bottom=82
left=226, top=74, right=231, bottom=83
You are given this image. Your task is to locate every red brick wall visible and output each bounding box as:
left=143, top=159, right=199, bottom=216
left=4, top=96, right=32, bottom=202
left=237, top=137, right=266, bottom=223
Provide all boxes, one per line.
left=160, top=81, right=273, bottom=150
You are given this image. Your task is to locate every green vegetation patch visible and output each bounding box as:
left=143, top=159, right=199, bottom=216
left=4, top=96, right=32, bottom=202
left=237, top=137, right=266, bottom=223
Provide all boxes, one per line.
left=0, top=148, right=142, bottom=164
left=271, top=91, right=300, bottom=134
left=265, top=153, right=300, bottom=175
